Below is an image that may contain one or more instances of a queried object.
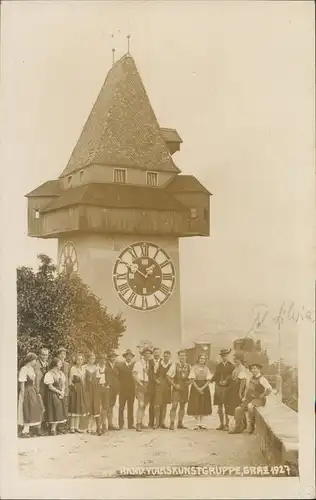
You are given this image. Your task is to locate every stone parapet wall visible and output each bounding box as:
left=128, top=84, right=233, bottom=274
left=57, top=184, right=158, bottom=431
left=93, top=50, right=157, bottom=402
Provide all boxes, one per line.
left=255, top=394, right=298, bottom=475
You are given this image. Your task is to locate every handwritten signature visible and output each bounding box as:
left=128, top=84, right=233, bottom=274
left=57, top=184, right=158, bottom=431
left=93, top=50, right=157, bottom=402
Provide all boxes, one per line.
left=247, top=301, right=315, bottom=335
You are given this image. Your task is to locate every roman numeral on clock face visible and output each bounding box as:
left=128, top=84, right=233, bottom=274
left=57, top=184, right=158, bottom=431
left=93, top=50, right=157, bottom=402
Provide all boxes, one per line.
left=118, top=283, right=130, bottom=296
left=116, top=272, right=127, bottom=281
left=140, top=244, right=149, bottom=257
left=160, top=283, right=170, bottom=296
left=162, top=273, right=173, bottom=281
left=142, top=296, right=148, bottom=309
left=160, top=259, right=170, bottom=269
left=154, top=294, right=162, bottom=306
left=127, top=292, right=137, bottom=305
left=127, top=247, right=138, bottom=260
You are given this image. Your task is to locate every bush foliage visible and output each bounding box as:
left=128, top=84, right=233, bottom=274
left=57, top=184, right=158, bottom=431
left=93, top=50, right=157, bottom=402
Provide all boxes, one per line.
left=17, top=254, right=125, bottom=363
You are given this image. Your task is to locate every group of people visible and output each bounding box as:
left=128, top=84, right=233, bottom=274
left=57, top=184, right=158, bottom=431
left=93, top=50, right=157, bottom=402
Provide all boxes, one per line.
left=17, top=344, right=272, bottom=438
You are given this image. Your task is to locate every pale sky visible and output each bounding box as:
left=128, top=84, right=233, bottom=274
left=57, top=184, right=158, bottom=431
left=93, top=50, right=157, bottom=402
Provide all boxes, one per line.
left=1, top=1, right=315, bottom=363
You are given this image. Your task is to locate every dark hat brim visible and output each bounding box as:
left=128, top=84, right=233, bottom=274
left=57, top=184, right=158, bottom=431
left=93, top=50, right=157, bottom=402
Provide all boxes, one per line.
left=219, top=349, right=231, bottom=355
left=140, top=348, right=153, bottom=355
left=122, top=350, right=135, bottom=358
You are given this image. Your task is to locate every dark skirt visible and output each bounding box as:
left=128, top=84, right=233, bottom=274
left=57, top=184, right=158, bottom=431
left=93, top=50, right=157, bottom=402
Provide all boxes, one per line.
left=187, top=380, right=212, bottom=416
left=68, top=381, right=86, bottom=416
left=46, top=390, right=67, bottom=424
left=22, top=385, right=42, bottom=425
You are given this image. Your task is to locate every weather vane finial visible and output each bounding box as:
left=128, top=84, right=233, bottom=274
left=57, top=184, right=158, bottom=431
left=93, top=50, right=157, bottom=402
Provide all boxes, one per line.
left=127, top=34, right=131, bottom=54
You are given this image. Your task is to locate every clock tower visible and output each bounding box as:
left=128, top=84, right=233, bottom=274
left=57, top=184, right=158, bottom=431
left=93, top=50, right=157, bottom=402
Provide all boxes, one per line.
left=26, top=53, right=211, bottom=354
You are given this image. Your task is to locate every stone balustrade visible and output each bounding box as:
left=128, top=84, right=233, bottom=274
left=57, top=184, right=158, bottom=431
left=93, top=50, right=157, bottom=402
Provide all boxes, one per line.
left=255, top=393, right=298, bottom=475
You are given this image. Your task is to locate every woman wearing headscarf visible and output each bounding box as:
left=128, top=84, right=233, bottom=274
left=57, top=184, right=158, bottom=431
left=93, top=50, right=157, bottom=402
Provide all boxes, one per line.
left=226, top=352, right=249, bottom=434
left=18, top=352, right=43, bottom=438
left=187, top=354, right=212, bottom=429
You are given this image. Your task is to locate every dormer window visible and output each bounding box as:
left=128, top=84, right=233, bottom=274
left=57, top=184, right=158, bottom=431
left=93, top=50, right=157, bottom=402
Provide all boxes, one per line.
left=147, top=171, right=158, bottom=186
left=80, top=170, right=84, bottom=182
left=68, top=175, right=72, bottom=187
left=190, top=208, right=197, bottom=219
left=34, top=209, right=40, bottom=219
left=113, top=168, right=126, bottom=184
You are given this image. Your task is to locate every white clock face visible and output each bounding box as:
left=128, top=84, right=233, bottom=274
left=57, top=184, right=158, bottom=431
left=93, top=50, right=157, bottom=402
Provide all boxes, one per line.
left=58, top=242, right=78, bottom=275
left=113, top=241, right=176, bottom=311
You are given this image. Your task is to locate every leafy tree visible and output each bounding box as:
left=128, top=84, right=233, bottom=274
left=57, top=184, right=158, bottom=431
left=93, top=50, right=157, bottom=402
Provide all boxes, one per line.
left=17, top=254, right=125, bottom=363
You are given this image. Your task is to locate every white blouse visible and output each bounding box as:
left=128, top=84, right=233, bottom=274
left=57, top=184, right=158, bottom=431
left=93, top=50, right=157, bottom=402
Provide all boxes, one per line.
left=44, top=370, right=66, bottom=385
left=188, top=365, right=212, bottom=381
left=18, top=364, right=36, bottom=383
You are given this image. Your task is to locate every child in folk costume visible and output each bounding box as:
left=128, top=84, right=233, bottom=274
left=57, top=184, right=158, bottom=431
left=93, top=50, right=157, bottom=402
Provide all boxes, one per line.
left=226, top=352, right=249, bottom=434
left=153, top=350, right=172, bottom=429
left=187, top=354, right=212, bottom=429
left=68, top=354, right=86, bottom=433
left=43, top=357, right=67, bottom=435
left=18, top=353, right=44, bottom=438
left=167, top=349, right=191, bottom=430
left=97, top=353, right=110, bottom=434
left=84, top=352, right=102, bottom=435
left=234, top=362, right=272, bottom=434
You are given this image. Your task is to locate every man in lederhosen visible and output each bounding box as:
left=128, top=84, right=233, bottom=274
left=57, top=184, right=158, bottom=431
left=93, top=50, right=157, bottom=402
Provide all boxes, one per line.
left=167, top=349, right=191, bottom=430
left=57, top=347, right=69, bottom=433
left=118, top=349, right=135, bottom=429
left=234, top=362, right=272, bottom=433
left=148, top=347, right=161, bottom=428
left=211, top=348, right=234, bottom=431
left=105, top=351, right=120, bottom=430
left=132, top=347, right=152, bottom=432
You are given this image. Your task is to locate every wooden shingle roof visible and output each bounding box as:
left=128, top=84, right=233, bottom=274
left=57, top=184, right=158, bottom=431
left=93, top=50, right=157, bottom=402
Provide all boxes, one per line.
left=25, top=180, right=62, bottom=197
left=165, top=175, right=212, bottom=195
left=42, top=183, right=188, bottom=213
left=59, top=55, right=181, bottom=178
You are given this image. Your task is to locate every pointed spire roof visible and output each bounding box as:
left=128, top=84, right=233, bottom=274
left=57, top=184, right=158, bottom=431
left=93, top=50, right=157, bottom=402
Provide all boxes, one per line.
left=59, top=54, right=181, bottom=178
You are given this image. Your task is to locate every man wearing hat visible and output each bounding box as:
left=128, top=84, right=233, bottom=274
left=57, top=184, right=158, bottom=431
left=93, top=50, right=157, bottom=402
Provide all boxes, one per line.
left=210, top=348, right=234, bottom=431
left=105, top=351, right=120, bottom=430
left=132, top=347, right=153, bottom=432
left=57, top=347, right=70, bottom=433
left=234, top=362, right=272, bottom=433
left=118, top=349, right=136, bottom=429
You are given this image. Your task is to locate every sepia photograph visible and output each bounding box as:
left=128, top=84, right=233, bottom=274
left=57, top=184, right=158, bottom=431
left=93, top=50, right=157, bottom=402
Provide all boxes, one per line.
left=0, top=0, right=315, bottom=499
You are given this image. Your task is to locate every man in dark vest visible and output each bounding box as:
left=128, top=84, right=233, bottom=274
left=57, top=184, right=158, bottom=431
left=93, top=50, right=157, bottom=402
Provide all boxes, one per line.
left=106, top=351, right=120, bottom=430
left=234, top=362, right=272, bottom=433
left=118, top=349, right=135, bottom=429
left=57, top=347, right=70, bottom=433
left=211, top=348, right=234, bottom=431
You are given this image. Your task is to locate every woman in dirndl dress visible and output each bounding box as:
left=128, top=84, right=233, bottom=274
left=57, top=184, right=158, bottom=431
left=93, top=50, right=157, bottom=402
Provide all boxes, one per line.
left=84, top=352, right=102, bottom=435
left=68, top=354, right=86, bottom=433
left=43, top=357, right=67, bottom=435
left=187, top=354, right=212, bottom=429
left=18, top=353, right=43, bottom=438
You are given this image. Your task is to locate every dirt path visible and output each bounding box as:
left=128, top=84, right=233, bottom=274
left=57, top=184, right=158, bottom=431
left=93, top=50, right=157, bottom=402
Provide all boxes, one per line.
left=18, top=412, right=267, bottom=479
